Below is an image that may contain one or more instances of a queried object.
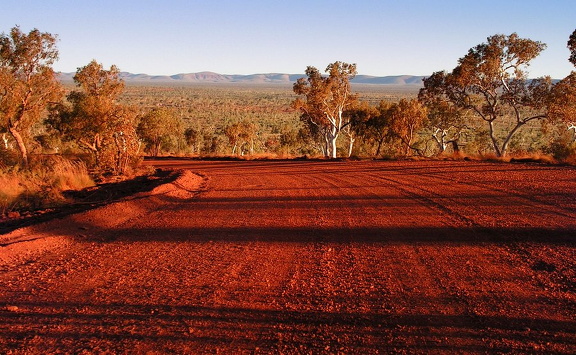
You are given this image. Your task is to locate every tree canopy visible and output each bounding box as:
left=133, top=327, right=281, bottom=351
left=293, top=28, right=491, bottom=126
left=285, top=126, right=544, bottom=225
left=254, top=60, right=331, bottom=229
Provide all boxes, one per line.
left=47, top=60, right=139, bottom=173
left=548, top=72, right=576, bottom=126
left=388, top=99, right=428, bottom=156
left=547, top=31, right=576, bottom=137
left=293, top=61, right=358, bottom=158
left=224, top=120, right=258, bottom=155
left=0, top=26, right=63, bottom=166
left=568, top=29, right=576, bottom=67
left=418, top=72, right=469, bottom=154
left=419, top=33, right=551, bottom=157
left=3, top=25, right=576, bottom=169
left=138, top=107, right=183, bottom=156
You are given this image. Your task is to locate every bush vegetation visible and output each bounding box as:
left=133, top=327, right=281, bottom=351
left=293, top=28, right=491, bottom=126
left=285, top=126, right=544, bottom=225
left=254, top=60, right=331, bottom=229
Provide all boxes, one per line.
left=1, top=26, right=575, bottom=215
left=0, top=156, right=94, bottom=215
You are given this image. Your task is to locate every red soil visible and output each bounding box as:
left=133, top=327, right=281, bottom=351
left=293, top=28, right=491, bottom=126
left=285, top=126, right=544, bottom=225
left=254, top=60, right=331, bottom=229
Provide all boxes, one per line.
left=0, top=159, right=575, bottom=353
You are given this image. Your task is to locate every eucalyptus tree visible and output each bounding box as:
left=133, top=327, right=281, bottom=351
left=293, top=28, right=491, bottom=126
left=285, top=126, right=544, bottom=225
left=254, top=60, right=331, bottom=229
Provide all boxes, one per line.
left=388, top=99, right=428, bottom=156
left=184, top=127, right=202, bottom=154
left=568, top=29, right=576, bottom=66
left=0, top=26, right=63, bottom=166
left=343, top=101, right=379, bottom=157
left=549, top=73, right=576, bottom=139
left=138, top=107, right=183, bottom=156
left=48, top=60, right=139, bottom=173
left=224, top=120, right=258, bottom=155
left=419, top=33, right=551, bottom=157
left=548, top=29, right=576, bottom=140
left=293, top=61, right=358, bottom=158
left=362, top=101, right=394, bottom=157
left=418, top=72, right=468, bottom=154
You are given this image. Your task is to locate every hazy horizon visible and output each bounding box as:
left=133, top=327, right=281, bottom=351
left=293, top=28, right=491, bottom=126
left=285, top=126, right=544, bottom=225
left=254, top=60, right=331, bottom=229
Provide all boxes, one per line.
left=2, top=1, right=574, bottom=79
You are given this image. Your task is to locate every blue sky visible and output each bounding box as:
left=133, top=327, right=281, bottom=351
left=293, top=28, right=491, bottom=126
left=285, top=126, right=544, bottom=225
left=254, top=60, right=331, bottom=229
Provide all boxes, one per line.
left=2, top=0, right=574, bottom=78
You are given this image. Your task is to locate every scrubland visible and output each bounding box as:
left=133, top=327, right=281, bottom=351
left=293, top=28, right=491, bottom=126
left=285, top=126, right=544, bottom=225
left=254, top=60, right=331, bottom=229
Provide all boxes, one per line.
left=3, top=82, right=574, bottom=217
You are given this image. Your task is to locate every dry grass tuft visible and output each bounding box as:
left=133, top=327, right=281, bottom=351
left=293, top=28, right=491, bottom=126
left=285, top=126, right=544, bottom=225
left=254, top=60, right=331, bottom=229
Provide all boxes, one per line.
left=0, top=156, right=95, bottom=216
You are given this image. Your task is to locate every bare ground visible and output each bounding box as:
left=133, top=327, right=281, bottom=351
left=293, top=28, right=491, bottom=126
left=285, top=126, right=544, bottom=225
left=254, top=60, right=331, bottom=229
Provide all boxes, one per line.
left=0, top=159, right=575, bottom=354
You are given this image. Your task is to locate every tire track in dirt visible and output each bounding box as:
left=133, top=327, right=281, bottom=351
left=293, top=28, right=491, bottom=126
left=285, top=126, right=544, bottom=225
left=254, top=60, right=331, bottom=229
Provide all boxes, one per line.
left=311, top=165, right=498, bottom=346
left=362, top=162, right=576, bottom=297
left=258, top=165, right=516, bottom=350
left=353, top=161, right=576, bottom=350
left=394, top=162, right=576, bottom=225
left=266, top=161, right=575, bottom=352
left=0, top=160, right=574, bottom=353
left=415, top=163, right=575, bottom=293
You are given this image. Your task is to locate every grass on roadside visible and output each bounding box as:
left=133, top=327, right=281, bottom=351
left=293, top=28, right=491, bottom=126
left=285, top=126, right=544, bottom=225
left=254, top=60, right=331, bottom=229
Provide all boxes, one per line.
left=0, top=156, right=95, bottom=216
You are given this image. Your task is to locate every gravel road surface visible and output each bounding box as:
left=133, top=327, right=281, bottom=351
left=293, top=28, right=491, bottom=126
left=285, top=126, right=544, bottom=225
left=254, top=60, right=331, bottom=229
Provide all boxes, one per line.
left=1, top=159, right=575, bottom=353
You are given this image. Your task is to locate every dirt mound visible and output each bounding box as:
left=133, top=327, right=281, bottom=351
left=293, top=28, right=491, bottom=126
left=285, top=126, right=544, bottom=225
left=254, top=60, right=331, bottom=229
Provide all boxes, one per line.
left=0, top=169, right=205, bottom=268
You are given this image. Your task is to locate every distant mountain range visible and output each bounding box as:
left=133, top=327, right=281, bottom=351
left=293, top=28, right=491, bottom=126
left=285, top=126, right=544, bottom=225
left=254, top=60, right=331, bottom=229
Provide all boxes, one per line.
left=58, top=71, right=426, bottom=85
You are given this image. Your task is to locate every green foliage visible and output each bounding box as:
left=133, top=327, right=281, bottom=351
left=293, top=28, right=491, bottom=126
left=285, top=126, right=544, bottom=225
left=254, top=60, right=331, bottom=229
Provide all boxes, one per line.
left=343, top=101, right=379, bottom=157
left=276, top=123, right=308, bottom=156
left=184, top=127, right=202, bottom=154
left=548, top=72, right=576, bottom=126
left=50, top=79, right=572, bottom=161
left=224, top=120, right=258, bottom=155
left=418, top=73, right=469, bottom=154
left=547, top=133, right=576, bottom=162
left=0, top=26, right=63, bottom=166
left=113, top=83, right=433, bottom=159
left=138, top=107, right=184, bottom=156
left=47, top=60, right=140, bottom=174
left=568, top=29, right=576, bottom=67
left=293, top=61, right=358, bottom=158
left=420, top=33, right=551, bottom=157
left=350, top=101, right=392, bottom=157
left=388, top=98, right=428, bottom=156
left=119, top=85, right=301, bottom=156
left=462, top=128, right=492, bottom=156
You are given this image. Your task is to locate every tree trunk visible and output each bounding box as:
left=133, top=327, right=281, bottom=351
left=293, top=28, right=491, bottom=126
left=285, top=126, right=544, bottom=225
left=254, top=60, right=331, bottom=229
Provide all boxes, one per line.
left=568, top=123, right=576, bottom=142
left=114, top=132, right=128, bottom=175
left=2, top=134, right=9, bottom=150
left=328, top=130, right=338, bottom=159
left=152, top=142, right=160, bottom=157
left=405, top=125, right=415, bottom=156
left=432, top=128, right=447, bottom=154
left=330, top=138, right=337, bottom=158
left=404, top=136, right=413, bottom=156
left=487, top=120, right=502, bottom=157
left=8, top=127, right=28, bottom=167
left=500, top=122, right=524, bottom=157
left=347, top=136, right=355, bottom=158
left=78, top=137, right=101, bottom=167
left=320, top=143, right=327, bottom=158
left=375, top=137, right=384, bottom=157
left=449, top=140, right=460, bottom=153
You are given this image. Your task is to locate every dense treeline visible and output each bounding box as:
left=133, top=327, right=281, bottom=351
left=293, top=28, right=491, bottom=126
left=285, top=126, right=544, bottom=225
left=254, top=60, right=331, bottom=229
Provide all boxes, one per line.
left=1, top=26, right=576, bottom=180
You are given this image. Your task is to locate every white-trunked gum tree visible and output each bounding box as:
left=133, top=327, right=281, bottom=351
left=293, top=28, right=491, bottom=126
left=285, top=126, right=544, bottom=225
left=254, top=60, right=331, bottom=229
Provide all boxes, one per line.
left=293, top=61, right=358, bottom=158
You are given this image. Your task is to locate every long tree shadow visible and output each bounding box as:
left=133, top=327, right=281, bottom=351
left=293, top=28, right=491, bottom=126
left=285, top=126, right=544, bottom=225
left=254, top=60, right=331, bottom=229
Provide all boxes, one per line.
left=0, top=301, right=573, bottom=353
left=84, top=225, right=576, bottom=245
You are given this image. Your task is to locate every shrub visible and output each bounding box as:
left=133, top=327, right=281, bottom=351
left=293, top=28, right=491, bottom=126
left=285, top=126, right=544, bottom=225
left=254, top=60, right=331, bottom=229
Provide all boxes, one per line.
left=546, top=131, right=576, bottom=163
left=0, top=155, right=94, bottom=215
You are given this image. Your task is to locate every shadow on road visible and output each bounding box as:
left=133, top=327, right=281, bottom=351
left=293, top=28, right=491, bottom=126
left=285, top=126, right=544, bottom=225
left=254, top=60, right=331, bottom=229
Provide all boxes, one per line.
left=79, top=225, right=575, bottom=245
left=1, top=301, right=573, bottom=352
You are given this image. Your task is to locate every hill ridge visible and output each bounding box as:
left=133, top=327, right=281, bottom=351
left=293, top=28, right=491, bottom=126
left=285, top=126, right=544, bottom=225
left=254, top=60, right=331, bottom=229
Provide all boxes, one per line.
left=57, top=71, right=425, bottom=85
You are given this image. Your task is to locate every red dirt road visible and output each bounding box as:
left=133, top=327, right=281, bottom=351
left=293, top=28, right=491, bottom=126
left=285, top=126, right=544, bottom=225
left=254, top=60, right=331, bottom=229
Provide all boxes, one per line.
left=1, top=159, right=575, bottom=353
